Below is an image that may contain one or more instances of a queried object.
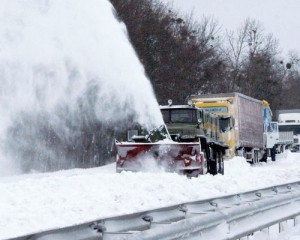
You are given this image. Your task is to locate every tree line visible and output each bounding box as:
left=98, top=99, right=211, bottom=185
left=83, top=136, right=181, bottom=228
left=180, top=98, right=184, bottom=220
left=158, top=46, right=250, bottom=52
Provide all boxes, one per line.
left=110, top=0, right=300, bottom=111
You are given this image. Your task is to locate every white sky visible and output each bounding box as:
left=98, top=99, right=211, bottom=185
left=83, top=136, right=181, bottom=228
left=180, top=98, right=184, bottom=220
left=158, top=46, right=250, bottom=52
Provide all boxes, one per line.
left=1, top=152, right=300, bottom=239
left=166, top=0, right=300, bottom=57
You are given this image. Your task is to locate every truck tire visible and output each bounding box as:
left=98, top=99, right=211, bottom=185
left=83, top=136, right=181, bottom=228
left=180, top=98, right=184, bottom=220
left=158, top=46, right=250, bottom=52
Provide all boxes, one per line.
left=218, top=151, right=224, bottom=175
left=261, top=151, right=268, bottom=162
left=207, top=159, right=217, bottom=175
left=208, top=150, right=223, bottom=175
left=253, top=150, right=259, bottom=164
left=202, top=156, right=208, bottom=174
left=271, top=147, right=276, bottom=161
left=207, top=150, right=224, bottom=175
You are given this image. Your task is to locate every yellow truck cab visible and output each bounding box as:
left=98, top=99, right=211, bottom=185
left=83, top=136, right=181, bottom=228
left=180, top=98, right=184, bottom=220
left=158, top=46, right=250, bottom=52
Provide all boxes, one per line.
left=192, top=96, right=236, bottom=159
left=191, top=93, right=264, bottom=163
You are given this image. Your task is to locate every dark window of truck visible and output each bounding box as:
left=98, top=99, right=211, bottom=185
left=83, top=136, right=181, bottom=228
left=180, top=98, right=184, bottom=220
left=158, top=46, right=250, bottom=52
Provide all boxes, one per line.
left=279, top=125, right=300, bottom=135
left=162, top=109, right=197, bottom=123
left=219, top=118, right=229, bottom=132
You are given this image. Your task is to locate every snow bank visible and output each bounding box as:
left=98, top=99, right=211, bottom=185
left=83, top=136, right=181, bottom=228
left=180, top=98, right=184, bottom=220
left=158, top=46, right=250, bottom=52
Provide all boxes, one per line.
left=1, top=153, right=300, bottom=239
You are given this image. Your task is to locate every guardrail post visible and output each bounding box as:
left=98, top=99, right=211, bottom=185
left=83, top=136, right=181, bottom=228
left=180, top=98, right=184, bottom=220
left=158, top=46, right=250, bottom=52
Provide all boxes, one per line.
left=142, top=215, right=153, bottom=228
left=279, top=222, right=281, bottom=233
left=295, top=216, right=300, bottom=226
left=178, top=204, right=187, bottom=218
left=279, top=221, right=286, bottom=233
left=91, top=221, right=106, bottom=233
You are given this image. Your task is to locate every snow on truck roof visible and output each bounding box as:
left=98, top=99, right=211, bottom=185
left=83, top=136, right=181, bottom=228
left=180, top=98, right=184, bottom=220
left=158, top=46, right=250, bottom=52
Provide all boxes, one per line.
left=276, top=109, right=300, bottom=114
left=276, top=110, right=300, bottom=121
left=278, top=113, right=300, bottom=121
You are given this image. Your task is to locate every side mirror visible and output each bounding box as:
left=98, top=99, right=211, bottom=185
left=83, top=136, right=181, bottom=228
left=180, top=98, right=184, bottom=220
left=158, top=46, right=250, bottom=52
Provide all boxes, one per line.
left=196, top=119, right=202, bottom=128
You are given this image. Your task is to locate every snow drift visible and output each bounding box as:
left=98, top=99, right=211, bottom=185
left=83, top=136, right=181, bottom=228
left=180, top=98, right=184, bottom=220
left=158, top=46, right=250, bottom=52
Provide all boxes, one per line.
left=0, top=0, right=163, bottom=176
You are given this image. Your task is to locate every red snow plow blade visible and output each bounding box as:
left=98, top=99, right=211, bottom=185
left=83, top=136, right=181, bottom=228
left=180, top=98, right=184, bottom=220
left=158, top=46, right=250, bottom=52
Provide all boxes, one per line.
left=115, top=140, right=204, bottom=176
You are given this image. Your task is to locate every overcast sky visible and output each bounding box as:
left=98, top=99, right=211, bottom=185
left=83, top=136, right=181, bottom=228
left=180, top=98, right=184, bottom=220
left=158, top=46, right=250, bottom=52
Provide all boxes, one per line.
left=165, top=0, right=300, bottom=58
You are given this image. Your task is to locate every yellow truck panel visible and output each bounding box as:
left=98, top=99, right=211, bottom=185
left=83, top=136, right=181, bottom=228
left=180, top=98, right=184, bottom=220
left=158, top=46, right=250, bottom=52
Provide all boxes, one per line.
left=191, top=92, right=264, bottom=159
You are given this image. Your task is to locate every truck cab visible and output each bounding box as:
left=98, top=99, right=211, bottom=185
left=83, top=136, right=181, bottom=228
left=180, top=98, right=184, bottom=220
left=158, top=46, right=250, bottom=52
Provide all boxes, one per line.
left=160, top=100, right=228, bottom=175
left=160, top=100, right=225, bottom=144
left=191, top=98, right=235, bottom=159
left=160, top=104, right=205, bottom=142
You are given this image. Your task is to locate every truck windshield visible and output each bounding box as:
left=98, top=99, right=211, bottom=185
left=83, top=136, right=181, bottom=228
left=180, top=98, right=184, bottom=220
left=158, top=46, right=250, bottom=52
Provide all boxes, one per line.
left=219, top=118, right=230, bottom=132
left=279, top=125, right=300, bottom=135
left=162, top=109, right=197, bottom=123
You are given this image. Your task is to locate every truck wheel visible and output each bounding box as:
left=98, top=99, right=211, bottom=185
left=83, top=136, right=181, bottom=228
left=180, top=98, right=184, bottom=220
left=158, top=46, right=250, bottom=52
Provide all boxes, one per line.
left=218, top=152, right=224, bottom=175
left=202, top=156, right=208, bottom=174
left=207, top=159, right=217, bottom=175
left=213, top=159, right=218, bottom=175
left=261, top=151, right=268, bottom=162
left=271, top=147, right=276, bottom=161
left=255, top=150, right=258, bottom=164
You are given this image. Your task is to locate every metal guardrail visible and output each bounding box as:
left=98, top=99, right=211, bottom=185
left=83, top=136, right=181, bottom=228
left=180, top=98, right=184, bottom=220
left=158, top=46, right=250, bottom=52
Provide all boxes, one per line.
left=8, top=181, right=300, bottom=240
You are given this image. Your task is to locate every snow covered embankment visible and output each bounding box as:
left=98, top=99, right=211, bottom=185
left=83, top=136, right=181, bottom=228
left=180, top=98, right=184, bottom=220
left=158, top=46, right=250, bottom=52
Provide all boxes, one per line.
left=0, top=151, right=300, bottom=239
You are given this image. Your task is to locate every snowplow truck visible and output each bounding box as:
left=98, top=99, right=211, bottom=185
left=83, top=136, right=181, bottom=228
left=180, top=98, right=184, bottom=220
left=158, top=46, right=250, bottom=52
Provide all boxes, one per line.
left=115, top=125, right=205, bottom=177
left=115, top=100, right=228, bottom=176
left=160, top=100, right=228, bottom=175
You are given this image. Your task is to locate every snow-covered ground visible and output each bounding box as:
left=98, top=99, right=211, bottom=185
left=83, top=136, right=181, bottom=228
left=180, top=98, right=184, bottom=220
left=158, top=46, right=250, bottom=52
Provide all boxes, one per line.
left=1, top=151, right=300, bottom=239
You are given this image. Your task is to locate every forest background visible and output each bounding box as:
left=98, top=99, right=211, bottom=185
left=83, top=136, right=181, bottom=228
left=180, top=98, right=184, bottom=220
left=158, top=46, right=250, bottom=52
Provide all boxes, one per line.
left=110, top=0, right=300, bottom=110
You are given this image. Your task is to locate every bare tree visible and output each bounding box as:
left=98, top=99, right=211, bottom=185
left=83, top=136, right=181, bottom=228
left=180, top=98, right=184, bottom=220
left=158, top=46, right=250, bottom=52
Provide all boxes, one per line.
left=221, top=18, right=283, bottom=108
left=221, top=20, right=250, bottom=91
left=275, top=51, right=300, bottom=109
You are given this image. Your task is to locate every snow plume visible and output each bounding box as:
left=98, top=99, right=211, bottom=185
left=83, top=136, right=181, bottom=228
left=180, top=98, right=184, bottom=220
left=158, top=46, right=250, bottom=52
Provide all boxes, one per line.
left=0, top=0, right=163, bottom=176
